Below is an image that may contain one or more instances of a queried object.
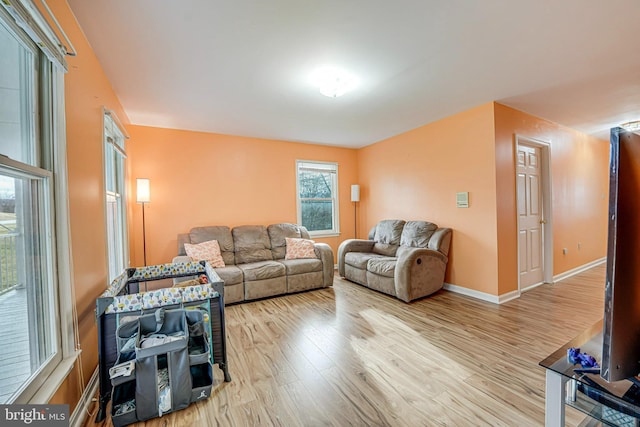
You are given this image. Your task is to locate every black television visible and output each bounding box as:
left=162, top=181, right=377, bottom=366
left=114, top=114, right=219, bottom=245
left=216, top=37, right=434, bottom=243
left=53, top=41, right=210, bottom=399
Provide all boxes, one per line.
left=601, top=127, right=640, bottom=382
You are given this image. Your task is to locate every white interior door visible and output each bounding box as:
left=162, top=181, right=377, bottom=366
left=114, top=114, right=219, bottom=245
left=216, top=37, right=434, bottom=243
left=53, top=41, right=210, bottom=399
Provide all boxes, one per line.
left=517, top=144, right=544, bottom=289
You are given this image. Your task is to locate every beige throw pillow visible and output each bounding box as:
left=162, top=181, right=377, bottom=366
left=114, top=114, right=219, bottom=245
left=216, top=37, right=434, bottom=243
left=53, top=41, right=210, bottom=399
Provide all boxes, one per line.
left=285, top=237, right=317, bottom=260
left=184, top=239, right=225, bottom=268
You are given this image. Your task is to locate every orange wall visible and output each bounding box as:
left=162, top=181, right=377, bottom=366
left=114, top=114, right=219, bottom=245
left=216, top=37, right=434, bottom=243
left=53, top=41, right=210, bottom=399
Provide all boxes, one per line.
left=358, top=103, right=500, bottom=294
left=358, top=102, right=609, bottom=298
left=126, top=125, right=358, bottom=265
left=494, top=103, right=609, bottom=294
left=47, top=0, right=129, bottom=412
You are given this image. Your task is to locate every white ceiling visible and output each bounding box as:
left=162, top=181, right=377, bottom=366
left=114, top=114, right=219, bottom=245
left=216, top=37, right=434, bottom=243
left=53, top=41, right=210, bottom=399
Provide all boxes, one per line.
left=67, top=0, right=640, bottom=148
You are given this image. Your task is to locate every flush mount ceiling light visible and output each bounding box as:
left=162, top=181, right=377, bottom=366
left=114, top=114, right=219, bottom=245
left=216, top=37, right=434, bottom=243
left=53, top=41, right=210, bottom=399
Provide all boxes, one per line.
left=311, top=66, right=357, bottom=98
left=621, top=121, right=640, bottom=132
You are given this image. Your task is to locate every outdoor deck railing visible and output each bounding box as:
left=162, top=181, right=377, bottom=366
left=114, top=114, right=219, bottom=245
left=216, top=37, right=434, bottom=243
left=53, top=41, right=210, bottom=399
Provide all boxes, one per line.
left=0, top=232, right=18, bottom=294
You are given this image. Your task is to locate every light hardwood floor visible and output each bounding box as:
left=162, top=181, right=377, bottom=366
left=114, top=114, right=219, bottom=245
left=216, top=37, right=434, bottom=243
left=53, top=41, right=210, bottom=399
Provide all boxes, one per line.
left=86, top=264, right=607, bottom=426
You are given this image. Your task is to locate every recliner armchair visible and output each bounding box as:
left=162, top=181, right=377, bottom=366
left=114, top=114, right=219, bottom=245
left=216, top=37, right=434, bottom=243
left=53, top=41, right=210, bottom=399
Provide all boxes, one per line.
left=338, top=219, right=451, bottom=302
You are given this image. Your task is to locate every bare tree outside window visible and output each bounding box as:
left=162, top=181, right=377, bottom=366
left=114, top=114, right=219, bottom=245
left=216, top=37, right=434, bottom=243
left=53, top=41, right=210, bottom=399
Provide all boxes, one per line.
left=296, top=161, right=339, bottom=235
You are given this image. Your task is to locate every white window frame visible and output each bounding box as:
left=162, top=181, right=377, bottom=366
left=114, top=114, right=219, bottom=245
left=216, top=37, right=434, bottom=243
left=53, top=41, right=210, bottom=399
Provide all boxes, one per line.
left=296, top=160, right=340, bottom=237
left=0, top=1, right=78, bottom=404
left=103, top=112, right=128, bottom=282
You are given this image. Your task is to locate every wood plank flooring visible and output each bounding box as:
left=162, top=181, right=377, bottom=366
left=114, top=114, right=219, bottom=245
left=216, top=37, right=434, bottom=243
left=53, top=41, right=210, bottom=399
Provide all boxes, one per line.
left=85, top=264, right=607, bottom=426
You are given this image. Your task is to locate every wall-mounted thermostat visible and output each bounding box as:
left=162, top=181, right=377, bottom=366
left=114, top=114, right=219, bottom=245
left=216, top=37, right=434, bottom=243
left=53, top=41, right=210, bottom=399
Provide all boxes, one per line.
left=456, top=192, right=469, bottom=208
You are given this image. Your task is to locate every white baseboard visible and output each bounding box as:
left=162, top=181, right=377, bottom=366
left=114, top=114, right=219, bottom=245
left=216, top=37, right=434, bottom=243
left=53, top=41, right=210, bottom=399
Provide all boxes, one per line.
left=443, top=283, right=520, bottom=305
left=444, top=257, right=606, bottom=305
left=70, top=367, right=99, bottom=427
left=552, top=257, right=606, bottom=283
left=497, top=289, right=521, bottom=304
left=521, top=281, right=546, bottom=293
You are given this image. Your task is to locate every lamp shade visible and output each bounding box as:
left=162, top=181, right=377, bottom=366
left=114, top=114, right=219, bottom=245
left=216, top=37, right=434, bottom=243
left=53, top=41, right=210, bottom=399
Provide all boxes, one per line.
left=136, top=178, right=150, bottom=203
left=351, top=184, right=360, bottom=202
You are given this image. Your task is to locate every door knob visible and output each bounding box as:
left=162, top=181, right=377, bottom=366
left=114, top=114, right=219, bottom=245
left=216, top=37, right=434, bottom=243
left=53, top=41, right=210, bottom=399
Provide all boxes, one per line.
left=540, top=219, right=547, bottom=224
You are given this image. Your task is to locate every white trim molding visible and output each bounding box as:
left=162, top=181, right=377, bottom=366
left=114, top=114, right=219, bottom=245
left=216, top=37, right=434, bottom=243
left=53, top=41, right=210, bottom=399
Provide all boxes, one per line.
left=29, top=353, right=79, bottom=403
left=514, top=135, right=554, bottom=290
left=444, top=258, right=606, bottom=304
left=552, top=257, right=606, bottom=283
left=521, top=281, right=547, bottom=293
left=443, top=283, right=521, bottom=305
left=70, top=368, right=99, bottom=427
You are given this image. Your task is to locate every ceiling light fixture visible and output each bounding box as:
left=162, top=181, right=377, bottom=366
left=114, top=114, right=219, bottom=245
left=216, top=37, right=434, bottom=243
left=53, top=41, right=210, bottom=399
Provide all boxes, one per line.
left=621, top=121, right=640, bottom=133
left=311, top=66, right=357, bottom=98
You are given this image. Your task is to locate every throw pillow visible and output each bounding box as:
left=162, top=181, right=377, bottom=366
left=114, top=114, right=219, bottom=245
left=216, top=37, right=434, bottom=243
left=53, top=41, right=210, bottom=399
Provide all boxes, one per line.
left=285, top=237, right=317, bottom=260
left=184, top=239, right=225, bottom=268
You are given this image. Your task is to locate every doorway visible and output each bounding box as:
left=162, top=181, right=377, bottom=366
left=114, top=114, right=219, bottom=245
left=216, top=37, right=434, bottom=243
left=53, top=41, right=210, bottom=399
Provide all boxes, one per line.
left=515, top=136, right=552, bottom=291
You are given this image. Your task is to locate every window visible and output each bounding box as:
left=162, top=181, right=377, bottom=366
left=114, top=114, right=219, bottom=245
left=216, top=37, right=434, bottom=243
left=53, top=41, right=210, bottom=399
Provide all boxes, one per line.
left=0, top=2, right=76, bottom=404
left=104, top=113, right=128, bottom=282
left=296, top=160, right=340, bottom=236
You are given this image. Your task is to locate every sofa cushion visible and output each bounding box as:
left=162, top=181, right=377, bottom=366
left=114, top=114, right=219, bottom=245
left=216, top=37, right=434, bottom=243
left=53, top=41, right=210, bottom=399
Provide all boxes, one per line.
left=367, top=257, right=397, bottom=278
left=372, top=243, right=399, bottom=257
left=344, top=252, right=387, bottom=269
left=233, top=225, right=273, bottom=264
left=238, top=261, right=285, bottom=281
left=400, top=221, right=437, bottom=248
left=373, top=219, right=406, bottom=244
left=268, top=223, right=305, bottom=259
left=190, top=226, right=235, bottom=265
left=372, top=219, right=405, bottom=256
left=213, top=266, right=243, bottom=286
left=279, top=258, right=322, bottom=275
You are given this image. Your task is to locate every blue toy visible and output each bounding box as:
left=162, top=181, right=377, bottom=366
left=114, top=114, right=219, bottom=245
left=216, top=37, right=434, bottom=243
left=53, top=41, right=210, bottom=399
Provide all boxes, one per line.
left=568, top=347, right=599, bottom=368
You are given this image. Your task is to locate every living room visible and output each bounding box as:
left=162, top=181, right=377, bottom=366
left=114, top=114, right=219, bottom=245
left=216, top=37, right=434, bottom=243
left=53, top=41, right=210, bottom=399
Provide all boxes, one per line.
left=0, top=1, right=638, bottom=426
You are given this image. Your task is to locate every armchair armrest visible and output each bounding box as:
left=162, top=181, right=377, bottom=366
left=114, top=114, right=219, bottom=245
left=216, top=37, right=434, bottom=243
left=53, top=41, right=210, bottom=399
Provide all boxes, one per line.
left=337, top=239, right=375, bottom=277
left=394, top=246, right=448, bottom=302
left=313, top=242, right=335, bottom=287
left=428, top=228, right=452, bottom=256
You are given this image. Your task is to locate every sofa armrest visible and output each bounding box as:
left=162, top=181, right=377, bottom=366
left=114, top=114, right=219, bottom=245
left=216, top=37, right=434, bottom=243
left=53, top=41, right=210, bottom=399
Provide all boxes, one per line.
left=313, top=243, right=335, bottom=287
left=172, top=255, right=197, bottom=285
left=177, top=233, right=190, bottom=256
left=337, top=239, right=375, bottom=277
left=428, top=228, right=452, bottom=257
left=395, top=247, right=448, bottom=302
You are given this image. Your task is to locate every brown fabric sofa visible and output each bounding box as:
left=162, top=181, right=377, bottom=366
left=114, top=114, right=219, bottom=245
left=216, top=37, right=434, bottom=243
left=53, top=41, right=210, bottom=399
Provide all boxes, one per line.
left=173, top=223, right=334, bottom=304
left=338, top=219, right=451, bottom=302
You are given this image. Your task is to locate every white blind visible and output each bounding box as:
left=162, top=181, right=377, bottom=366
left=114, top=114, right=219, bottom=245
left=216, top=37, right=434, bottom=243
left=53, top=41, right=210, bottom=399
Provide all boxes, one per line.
left=298, top=161, right=338, bottom=174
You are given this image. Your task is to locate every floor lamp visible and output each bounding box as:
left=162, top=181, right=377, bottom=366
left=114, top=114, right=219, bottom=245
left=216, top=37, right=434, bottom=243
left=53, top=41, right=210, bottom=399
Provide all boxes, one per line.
left=351, top=184, right=360, bottom=238
left=136, top=178, right=150, bottom=266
